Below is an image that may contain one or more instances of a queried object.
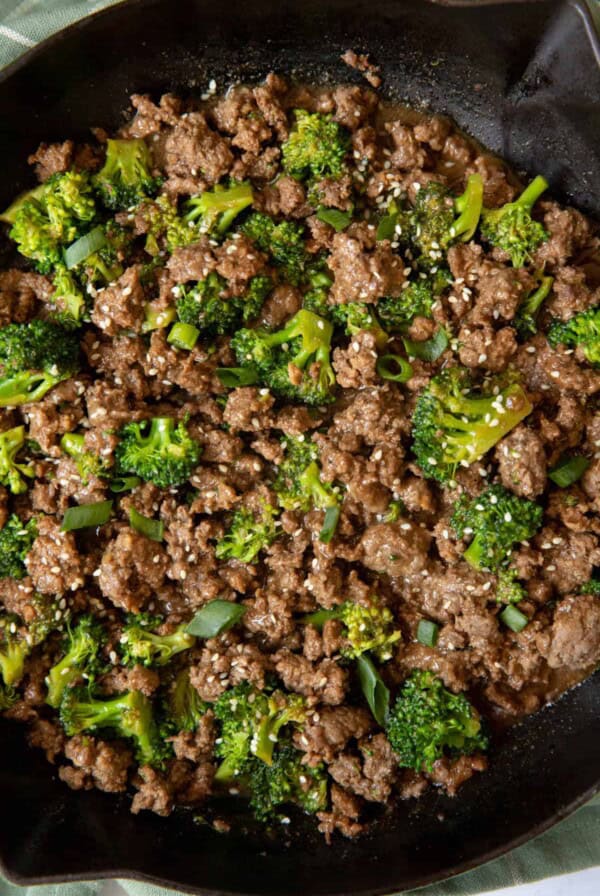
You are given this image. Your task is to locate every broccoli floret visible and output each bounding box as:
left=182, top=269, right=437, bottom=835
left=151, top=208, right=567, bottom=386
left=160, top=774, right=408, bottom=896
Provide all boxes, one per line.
left=231, top=309, right=335, bottom=406
left=241, top=213, right=308, bottom=285
left=547, top=305, right=600, bottom=367
left=411, top=366, right=533, bottom=483
left=162, top=667, right=207, bottom=734
left=480, top=176, right=548, bottom=267
left=185, top=181, right=253, bottom=237
left=249, top=742, right=328, bottom=821
left=119, top=613, right=195, bottom=668
left=94, top=138, right=161, bottom=210
left=28, top=593, right=69, bottom=646
left=60, top=432, right=107, bottom=484
left=45, top=614, right=106, bottom=708
left=176, top=272, right=272, bottom=337
left=273, top=435, right=338, bottom=515
left=213, top=682, right=306, bottom=782
left=304, top=595, right=401, bottom=662
left=51, top=264, right=87, bottom=324
left=0, top=514, right=37, bottom=580
left=139, top=195, right=199, bottom=256
left=75, top=222, right=132, bottom=287
left=1, top=171, right=97, bottom=273
left=60, top=687, right=168, bottom=767
left=0, top=615, right=31, bottom=687
left=412, top=174, right=484, bottom=264
left=0, top=426, right=35, bottom=494
left=514, top=274, right=554, bottom=339
left=216, top=504, right=279, bottom=564
left=0, top=320, right=80, bottom=407
left=451, top=484, right=543, bottom=572
left=115, top=417, right=202, bottom=488
left=330, top=302, right=389, bottom=349
left=377, top=280, right=435, bottom=332
left=282, top=110, right=349, bottom=183
left=386, top=670, right=488, bottom=772
left=495, top=567, right=526, bottom=604
left=579, top=577, right=600, bottom=596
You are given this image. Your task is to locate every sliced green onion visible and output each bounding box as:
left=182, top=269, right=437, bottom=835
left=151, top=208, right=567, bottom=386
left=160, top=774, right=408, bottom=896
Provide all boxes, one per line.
left=500, top=604, right=529, bottom=633
left=216, top=367, right=260, bottom=388
left=548, top=455, right=590, bottom=488
left=316, top=207, right=352, bottom=232
left=376, top=353, right=413, bottom=383
left=403, top=328, right=449, bottom=362
left=302, top=607, right=340, bottom=629
left=62, top=499, right=113, bottom=532
left=186, top=600, right=247, bottom=638
left=376, top=213, right=397, bottom=242
left=64, top=226, right=107, bottom=270
left=110, top=475, right=141, bottom=493
left=319, top=505, right=340, bottom=544
left=168, top=322, right=200, bottom=351
left=417, top=619, right=439, bottom=647
left=357, top=654, right=390, bottom=726
left=142, top=305, right=177, bottom=334
left=129, top=507, right=164, bottom=542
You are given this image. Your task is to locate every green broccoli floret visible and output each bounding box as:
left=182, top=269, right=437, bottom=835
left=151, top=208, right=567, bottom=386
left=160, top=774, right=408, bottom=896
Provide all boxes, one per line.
left=273, top=435, right=338, bottom=513
left=386, top=670, right=488, bottom=772
left=513, top=274, right=554, bottom=339
left=74, top=222, right=132, bottom=287
left=176, top=272, right=272, bottom=337
left=216, top=504, right=279, bottom=564
left=28, top=593, right=69, bottom=646
left=94, top=138, right=161, bottom=210
left=213, top=682, right=306, bottom=782
left=1, top=171, right=97, bottom=273
left=230, top=309, right=335, bottom=406
left=60, top=432, right=107, bottom=484
left=0, top=514, right=37, bottom=580
left=162, top=667, right=207, bottom=734
left=282, top=110, right=349, bottom=183
left=0, top=615, right=31, bottom=687
left=411, top=366, right=533, bottom=483
left=451, top=484, right=543, bottom=572
left=45, top=614, right=106, bottom=708
left=495, top=567, right=526, bottom=604
left=0, top=426, right=35, bottom=494
left=579, top=577, right=600, bottom=596
left=115, top=417, right=202, bottom=488
left=0, top=320, right=80, bottom=407
left=330, top=302, right=389, bottom=349
left=51, top=264, right=87, bottom=324
left=139, top=195, right=199, bottom=256
left=547, top=305, right=600, bottom=367
left=412, top=174, right=484, bottom=264
left=185, top=181, right=253, bottom=237
left=480, top=176, right=548, bottom=267
left=119, top=614, right=195, bottom=668
left=377, top=280, right=436, bottom=332
left=240, top=212, right=308, bottom=285
left=249, top=742, right=328, bottom=821
left=59, top=687, right=168, bottom=767
left=304, top=595, right=401, bottom=662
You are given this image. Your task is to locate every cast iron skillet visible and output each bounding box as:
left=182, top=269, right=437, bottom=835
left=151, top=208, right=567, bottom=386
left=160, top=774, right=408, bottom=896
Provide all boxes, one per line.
left=0, top=1, right=599, bottom=893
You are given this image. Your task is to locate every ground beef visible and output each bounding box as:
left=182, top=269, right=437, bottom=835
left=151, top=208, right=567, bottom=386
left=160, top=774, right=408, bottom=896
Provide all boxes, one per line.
left=539, top=594, right=600, bottom=671
left=60, top=735, right=132, bottom=793
left=328, top=231, right=406, bottom=303
left=164, top=112, right=233, bottom=184
left=25, top=517, right=86, bottom=594
left=91, top=265, right=147, bottom=335
left=28, top=140, right=74, bottom=181
left=495, top=425, right=547, bottom=498
left=98, top=529, right=169, bottom=612
left=360, top=521, right=431, bottom=577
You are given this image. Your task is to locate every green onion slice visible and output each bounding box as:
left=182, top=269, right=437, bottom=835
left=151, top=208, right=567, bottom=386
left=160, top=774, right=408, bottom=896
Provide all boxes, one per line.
left=319, top=505, right=340, bottom=544
left=548, top=455, right=590, bottom=488
left=356, top=654, right=390, bottom=726
left=417, top=619, right=439, bottom=647
left=186, top=600, right=247, bottom=638
left=62, top=499, right=113, bottom=532
left=500, top=604, right=529, bottom=633
left=302, top=607, right=339, bottom=629
left=168, top=322, right=200, bottom=351
left=376, top=213, right=397, bottom=242
left=316, top=207, right=352, bottom=232
left=129, top=507, right=164, bottom=542
left=64, top=226, right=107, bottom=270
left=403, top=328, right=449, bottom=362
left=110, top=475, right=141, bottom=493
left=216, top=367, right=260, bottom=387
left=142, top=306, right=177, bottom=334
left=376, top=353, right=413, bottom=382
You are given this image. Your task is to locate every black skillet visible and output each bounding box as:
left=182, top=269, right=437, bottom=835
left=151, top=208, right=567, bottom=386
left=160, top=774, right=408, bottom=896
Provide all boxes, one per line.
left=0, top=1, right=598, bottom=893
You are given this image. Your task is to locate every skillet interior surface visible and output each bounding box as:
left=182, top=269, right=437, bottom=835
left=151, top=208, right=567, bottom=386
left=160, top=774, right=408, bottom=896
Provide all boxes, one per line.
left=0, top=1, right=599, bottom=893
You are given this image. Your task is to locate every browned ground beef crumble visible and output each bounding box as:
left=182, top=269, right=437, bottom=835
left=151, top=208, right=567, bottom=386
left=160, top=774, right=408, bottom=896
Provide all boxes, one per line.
left=0, top=71, right=599, bottom=841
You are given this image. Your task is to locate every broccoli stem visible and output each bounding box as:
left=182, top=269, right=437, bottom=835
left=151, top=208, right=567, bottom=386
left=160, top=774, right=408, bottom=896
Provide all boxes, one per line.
left=452, top=174, right=484, bottom=242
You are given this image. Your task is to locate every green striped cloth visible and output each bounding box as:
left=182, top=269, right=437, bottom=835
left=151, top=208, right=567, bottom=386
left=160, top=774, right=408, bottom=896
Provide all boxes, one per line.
left=0, top=2, right=598, bottom=894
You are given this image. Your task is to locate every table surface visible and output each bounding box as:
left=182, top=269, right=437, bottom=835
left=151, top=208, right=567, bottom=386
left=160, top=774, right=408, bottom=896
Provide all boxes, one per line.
left=100, top=866, right=600, bottom=896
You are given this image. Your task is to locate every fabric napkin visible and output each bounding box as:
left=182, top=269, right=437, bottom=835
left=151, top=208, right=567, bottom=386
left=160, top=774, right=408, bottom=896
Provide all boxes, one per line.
left=0, top=1, right=598, bottom=894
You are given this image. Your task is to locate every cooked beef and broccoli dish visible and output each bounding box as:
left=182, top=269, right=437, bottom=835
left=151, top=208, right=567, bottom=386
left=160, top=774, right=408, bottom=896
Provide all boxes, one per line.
left=0, top=69, right=598, bottom=840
